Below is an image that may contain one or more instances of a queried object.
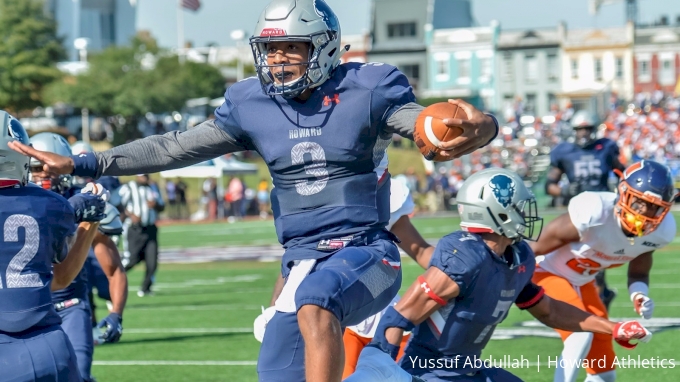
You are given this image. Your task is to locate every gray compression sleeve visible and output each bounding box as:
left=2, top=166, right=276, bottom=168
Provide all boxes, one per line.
left=93, top=119, right=246, bottom=178
left=384, top=102, right=424, bottom=140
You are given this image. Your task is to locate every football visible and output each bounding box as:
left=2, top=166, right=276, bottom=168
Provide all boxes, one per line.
left=413, top=102, right=467, bottom=162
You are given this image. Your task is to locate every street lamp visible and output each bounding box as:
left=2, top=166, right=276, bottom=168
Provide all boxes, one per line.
left=74, top=37, right=90, bottom=62
left=230, top=29, right=247, bottom=82
left=74, top=37, right=91, bottom=143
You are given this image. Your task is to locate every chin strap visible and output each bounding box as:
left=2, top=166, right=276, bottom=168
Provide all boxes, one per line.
left=333, top=44, right=350, bottom=66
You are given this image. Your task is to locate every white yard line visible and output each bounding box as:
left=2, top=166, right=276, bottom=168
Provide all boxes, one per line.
left=94, top=360, right=257, bottom=366
left=124, top=328, right=253, bottom=334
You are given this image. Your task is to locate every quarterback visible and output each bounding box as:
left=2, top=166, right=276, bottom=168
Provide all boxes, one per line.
left=254, top=176, right=434, bottom=378
left=11, top=1, right=499, bottom=380
left=530, top=160, right=676, bottom=382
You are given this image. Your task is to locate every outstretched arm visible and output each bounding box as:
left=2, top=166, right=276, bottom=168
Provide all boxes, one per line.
left=9, top=120, right=247, bottom=178
left=526, top=287, right=652, bottom=349
left=527, top=294, right=614, bottom=334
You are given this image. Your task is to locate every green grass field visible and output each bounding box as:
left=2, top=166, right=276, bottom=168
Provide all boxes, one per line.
left=90, top=213, right=680, bottom=381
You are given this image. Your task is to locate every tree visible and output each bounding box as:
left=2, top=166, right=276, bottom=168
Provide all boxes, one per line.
left=44, top=35, right=227, bottom=143
left=0, top=0, right=65, bottom=112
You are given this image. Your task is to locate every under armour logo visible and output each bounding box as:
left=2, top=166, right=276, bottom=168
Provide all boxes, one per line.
left=323, top=94, right=340, bottom=106
left=420, top=282, right=431, bottom=294
left=517, top=265, right=526, bottom=273
left=82, top=206, right=97, bottom=217
left=79, top=154, right=87, bottom=157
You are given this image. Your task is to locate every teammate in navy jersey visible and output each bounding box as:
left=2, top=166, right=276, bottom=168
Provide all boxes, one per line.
left=546, top=110, right=625, bottom=201
left=71, top=141, right=127, bottom=331
left=545, top=110, right=626, bottom=311
left=29, top=133, right=124, bottom=382
left=0, top=112, right=106, bottom=382
left=345, top=169, right=653, bottom=382
left=11, top=1, right=499, bottom=380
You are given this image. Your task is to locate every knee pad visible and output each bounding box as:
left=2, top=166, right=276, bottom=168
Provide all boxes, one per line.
left=584, top=370, right=616, bottom=382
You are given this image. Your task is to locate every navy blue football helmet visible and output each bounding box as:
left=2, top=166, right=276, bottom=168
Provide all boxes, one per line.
left=616, top=160, right=676, bottom=236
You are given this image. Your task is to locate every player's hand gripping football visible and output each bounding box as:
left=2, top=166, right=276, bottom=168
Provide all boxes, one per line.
left=97, top=313, right=123, bottom=343
left=632, top=293, right=655, bottom=319
left=8, top=139, right=75, bottom=178
left=436, top=99, right=497, bottom=159
left=612, top=320, right=652, bottom=349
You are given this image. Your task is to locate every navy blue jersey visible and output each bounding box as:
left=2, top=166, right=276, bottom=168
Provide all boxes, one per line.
left=550, top=138, right=620, bottom=192
left=52, top=187, right=89, bottom=303
left=0, top=185, right=75, bottom=333
left=215, top=62, right=415, bottom=261
left=400, top=231, right=536, bottom=378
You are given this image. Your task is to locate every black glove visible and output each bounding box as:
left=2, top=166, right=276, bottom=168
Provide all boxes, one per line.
left=68, top=193, right=106, bottom=223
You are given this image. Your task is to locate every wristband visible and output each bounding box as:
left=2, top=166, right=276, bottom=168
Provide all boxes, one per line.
left=628, top=281, right=649, bottom=301
left=417, top=275, right=447, bottom=306
left=481, top=114, right=500, bottom=148
left=70, top=152, right=98, bottom=178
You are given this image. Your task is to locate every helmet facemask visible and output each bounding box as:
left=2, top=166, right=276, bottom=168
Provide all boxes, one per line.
left=616, top=181, right=672, bottom=236
left=250, top=31, right=336, bottom=99
left=30, top=167, right=73, bottom=196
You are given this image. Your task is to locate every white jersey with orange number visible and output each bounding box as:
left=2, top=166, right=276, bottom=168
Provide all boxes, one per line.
left=347, top=177, right=414, bottom=337
left=536, top=192, right=675, bottom=286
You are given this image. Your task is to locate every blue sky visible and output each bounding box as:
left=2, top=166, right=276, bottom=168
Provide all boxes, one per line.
left=136, top=0, right=676, bottom=48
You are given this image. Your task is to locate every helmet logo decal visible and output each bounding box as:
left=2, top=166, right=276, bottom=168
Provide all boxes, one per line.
left=489, top=174, right=516, bottom=208
left=314, top=0, right=333, bottom=29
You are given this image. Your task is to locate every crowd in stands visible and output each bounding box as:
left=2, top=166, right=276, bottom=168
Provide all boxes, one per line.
left=397, top=90, right=680, bottom=212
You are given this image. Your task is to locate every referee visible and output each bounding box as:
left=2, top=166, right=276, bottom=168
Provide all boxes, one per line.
left=118, top=174, right=164, bottom=297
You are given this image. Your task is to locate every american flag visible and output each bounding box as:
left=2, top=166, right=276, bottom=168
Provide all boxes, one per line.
left=180, top=0, right=201, bottom=11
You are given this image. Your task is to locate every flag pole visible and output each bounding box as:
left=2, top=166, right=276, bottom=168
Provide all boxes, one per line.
left=177, top=1, right=185, bottom=63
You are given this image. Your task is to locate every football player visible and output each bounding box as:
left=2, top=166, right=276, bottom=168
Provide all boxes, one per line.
left=10, top=1, right=499, bottom=380
left=29, top=133, right=126, bottom=382
left=345, top=168, right=652, bottom=382
left=254, top=176, right=434, bottom=378
left=71, top=141, right=127, bottom=331
left=0, top=112, right=106, bottom=382
left=530, top=160, right=675, bottom=382
left=545, top=110, right=626, bottom=310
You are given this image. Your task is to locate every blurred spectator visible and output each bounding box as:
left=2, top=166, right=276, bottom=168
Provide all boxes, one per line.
left=257, top=178, right=270, bottom=218
left=514, top=96, right=524, bottom=126
left=203, top=177, right=218, bottom=221
left=175, top=178, right=188, bottom=220
left=227, top=176, right=244, bottom=219
left=165, top=179, right=177, bottom=219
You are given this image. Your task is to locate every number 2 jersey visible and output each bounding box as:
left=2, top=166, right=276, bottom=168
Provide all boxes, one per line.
left=214, top=62, right=416, bottom=263
left=0, top=184, right=76, bottom=333
left=536, top=192, right=675, bottom=286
